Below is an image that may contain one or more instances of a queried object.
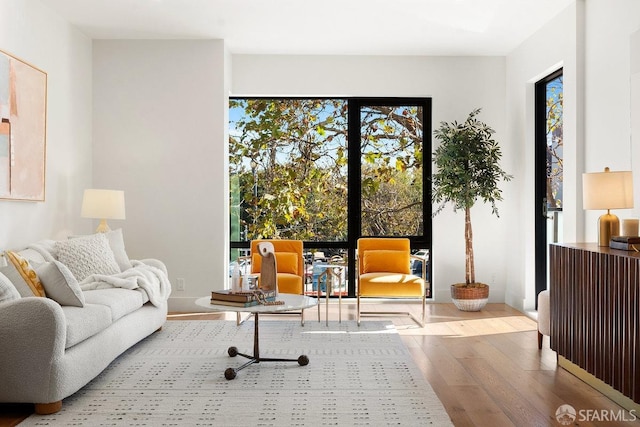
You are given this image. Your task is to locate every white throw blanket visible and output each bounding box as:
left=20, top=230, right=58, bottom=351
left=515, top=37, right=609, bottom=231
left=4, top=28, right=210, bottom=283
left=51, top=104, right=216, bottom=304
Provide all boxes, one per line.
left=79, top=261, right=171, bottom=307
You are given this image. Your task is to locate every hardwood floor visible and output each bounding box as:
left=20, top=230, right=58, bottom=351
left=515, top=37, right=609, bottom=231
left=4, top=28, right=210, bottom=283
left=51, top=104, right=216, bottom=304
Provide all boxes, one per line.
left=2, top=301, right=638, bottom=426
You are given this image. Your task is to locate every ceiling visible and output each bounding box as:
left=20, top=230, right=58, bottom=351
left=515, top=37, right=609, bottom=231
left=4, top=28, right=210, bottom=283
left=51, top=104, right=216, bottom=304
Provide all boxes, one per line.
left=41, top=0, right=574, bottom=56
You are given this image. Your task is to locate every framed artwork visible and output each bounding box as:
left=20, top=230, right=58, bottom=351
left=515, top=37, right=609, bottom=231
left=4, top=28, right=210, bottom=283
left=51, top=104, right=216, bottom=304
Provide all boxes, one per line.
left=0, top=49, right=47, bottom=201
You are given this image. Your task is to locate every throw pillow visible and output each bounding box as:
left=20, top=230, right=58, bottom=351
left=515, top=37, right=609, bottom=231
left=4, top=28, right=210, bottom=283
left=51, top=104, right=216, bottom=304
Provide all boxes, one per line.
left=275, top=252, right=299, bottom=275
left=68, top=229, right=132, bottom=271
left=105, top=229, right=132, bottom=271
left=362, top=249, right=410, bottom=274
left=55, top=233, right=120, bottom=282
left=252, top=252, right=299, bottom=275
left=35, top=260, right=85, bottom=307
left=0, top=271, right=21, bottom=303
left=0, top=251, right=46, bottom=297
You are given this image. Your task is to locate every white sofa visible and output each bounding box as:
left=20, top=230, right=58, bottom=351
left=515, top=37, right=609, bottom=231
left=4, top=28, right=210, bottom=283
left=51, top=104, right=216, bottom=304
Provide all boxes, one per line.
left=0, top=231, right=170, bottom=414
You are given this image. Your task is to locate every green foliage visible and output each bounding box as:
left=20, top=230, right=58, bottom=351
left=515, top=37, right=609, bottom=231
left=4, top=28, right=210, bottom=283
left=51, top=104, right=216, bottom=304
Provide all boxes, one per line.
left=230, top=99, right=348, bottom=241
left=229, top=99, right=425, bottom=242
left=546, top=76, right=563, bottom=209
left=361, top=166, right=423, bottom=236
left=432, top=108, right=512, bottom=216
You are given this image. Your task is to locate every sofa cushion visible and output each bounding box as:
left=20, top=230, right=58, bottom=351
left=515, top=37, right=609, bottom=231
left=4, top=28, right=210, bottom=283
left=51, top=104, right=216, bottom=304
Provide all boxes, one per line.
left=83, top=288, right=146, bottom=322
left=22, top=240, right=57, bottom=262
left=35, top=260, right=85, bottom=307
left=358, top=272, right=424, bottom=297
left=0, top=272, right=21, bottom=303
left=1, top=251, right=46, bottom=297
left=62, top=303, right=113, bottom=349
left=55, top=233, right=120, bottom=281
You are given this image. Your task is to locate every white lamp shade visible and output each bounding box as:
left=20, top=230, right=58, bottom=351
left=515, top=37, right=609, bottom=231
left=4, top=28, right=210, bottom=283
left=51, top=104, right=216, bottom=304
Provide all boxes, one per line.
left=583, top=170, right=634, bottom=210
left=81, top=189, right=126, bottom=220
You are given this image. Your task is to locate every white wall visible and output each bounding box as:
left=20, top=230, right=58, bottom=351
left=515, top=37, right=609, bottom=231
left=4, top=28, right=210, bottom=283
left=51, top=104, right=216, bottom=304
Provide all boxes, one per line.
left=232, top=55, right=509, bottom=303
left=505, top=2, right=582, bottom=311
left=0, top=0, right=93, bottom=249
left=584, top=0, right=640, bottom=226
left=92, top=40, right=230, bottom=311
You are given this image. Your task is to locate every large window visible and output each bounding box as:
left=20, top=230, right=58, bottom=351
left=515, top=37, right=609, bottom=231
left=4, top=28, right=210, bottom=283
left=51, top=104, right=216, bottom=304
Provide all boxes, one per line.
left=359, top=104, right=425, bottom=236
left=230, top=99, right=348, bottom=244
left=534, top=69, right=563, bottom=299
left=230, top=98, right=432, bottom=297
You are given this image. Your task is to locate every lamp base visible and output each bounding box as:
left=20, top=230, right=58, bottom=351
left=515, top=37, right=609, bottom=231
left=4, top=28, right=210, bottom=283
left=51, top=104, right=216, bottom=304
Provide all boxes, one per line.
left=95, top=219, right=111, bottom=233
left=598, top=212, right=620, bottom=246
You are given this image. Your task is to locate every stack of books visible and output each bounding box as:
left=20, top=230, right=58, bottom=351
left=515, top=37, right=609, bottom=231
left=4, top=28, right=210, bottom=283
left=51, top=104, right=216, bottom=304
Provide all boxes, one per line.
left=210, top=289, right=277, bottom=307
left=609, top=236, right=640, bottom=251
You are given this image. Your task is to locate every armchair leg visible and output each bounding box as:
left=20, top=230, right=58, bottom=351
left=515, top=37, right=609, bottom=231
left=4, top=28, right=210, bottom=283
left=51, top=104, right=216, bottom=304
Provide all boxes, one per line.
left=358, top=294, right=426, bottom=328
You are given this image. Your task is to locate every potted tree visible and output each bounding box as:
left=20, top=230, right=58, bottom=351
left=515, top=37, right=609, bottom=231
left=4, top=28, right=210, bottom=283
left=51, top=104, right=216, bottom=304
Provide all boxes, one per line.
left=432, top=108, right=512, bottom=311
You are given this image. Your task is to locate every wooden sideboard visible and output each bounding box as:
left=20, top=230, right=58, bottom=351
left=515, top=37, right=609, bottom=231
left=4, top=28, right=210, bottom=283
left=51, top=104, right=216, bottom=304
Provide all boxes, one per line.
left=549, top=243, right=640, bottom=411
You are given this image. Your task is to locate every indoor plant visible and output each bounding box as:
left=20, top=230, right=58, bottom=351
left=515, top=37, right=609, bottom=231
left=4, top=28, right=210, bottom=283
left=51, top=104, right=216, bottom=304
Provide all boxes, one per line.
left=432, top=108, right=512, bottom=311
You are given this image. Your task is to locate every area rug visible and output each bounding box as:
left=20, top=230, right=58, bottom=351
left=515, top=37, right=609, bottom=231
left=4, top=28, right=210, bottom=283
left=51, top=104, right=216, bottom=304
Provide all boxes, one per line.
left=21, top=320, right=453, bottom=426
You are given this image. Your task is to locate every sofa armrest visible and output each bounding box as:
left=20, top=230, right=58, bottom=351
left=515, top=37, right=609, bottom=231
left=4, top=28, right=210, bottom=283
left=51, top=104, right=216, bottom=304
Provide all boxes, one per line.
left=0, top=297, right=67, bottom=402
left=134, top=258, right=168, bottom=277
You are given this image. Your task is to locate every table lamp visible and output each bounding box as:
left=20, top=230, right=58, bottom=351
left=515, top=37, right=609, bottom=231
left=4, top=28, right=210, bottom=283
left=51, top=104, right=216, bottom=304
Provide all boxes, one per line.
left=81, top=189, right=125, bottom=233
left=582, top=167, right=634, bottom=246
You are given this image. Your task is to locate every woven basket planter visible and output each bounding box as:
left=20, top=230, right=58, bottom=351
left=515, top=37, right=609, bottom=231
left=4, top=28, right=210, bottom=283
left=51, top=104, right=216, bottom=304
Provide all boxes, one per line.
left=451, top=284, right=489, bottom=311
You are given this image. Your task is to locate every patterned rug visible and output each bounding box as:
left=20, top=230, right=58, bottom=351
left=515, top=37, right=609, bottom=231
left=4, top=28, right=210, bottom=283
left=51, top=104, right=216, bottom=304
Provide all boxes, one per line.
left=21, top=320, right=453, bottom=426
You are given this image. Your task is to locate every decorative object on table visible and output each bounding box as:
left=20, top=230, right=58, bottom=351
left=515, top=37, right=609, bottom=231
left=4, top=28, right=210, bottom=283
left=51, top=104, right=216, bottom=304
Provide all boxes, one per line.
left=582, top=167, right=634, bottom=246
left=238, top=240, right=305, bottom=325
left=609, top=235, right=640, bottom=251
left=432, top=108, right=513, bottom=311
left=0, top=49, right=47, bottom=201
left=622, top=218, right=639, bottom=237
left=81, top=189, right=126, bottom=233
left=209, top=299, right=261, bottom=307
left=210, top=289, right=281, bottom=307
left=230, top=261, right=243, bottom=293
left=242, top=274, right=258, bottom=291
left=256, top=241, right=277, bottom=295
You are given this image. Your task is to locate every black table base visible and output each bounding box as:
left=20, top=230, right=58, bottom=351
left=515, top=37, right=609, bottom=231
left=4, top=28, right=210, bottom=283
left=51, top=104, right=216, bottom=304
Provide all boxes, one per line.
left=224, top=312, right=309, bottom=380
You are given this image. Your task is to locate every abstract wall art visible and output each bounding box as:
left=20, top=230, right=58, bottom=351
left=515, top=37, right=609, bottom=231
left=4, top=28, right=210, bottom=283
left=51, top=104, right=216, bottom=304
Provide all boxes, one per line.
left=0, top=49, right=47, bottom=201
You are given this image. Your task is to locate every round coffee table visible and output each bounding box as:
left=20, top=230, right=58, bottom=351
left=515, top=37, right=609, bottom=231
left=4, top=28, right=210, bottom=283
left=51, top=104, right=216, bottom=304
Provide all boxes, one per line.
left=195, top=293, right=318, bottom=380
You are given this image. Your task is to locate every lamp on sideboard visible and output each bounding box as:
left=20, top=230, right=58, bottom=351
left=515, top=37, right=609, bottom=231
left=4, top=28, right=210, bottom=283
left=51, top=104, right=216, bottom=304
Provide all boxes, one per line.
left=81, top=189, right=125, bottom=233
left=582, top=167, right=634, bottom=246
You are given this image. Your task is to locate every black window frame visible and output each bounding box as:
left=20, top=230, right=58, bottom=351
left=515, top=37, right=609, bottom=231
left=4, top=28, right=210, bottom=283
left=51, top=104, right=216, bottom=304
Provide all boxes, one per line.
left=230, top=96, right=432, bottom=297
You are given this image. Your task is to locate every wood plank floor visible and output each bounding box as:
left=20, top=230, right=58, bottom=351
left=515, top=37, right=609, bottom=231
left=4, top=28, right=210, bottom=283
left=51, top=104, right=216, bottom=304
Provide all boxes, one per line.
left=2, top=301, right=638, bottom=426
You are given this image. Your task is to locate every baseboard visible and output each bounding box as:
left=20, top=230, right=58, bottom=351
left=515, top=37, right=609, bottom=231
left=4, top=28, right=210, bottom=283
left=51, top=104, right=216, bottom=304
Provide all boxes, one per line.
left=168, top=297, right=199, bottom=312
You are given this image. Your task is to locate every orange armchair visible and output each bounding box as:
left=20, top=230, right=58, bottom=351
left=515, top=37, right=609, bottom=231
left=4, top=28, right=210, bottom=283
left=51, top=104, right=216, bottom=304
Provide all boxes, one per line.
left=357, top=238, right=426, bottom=327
